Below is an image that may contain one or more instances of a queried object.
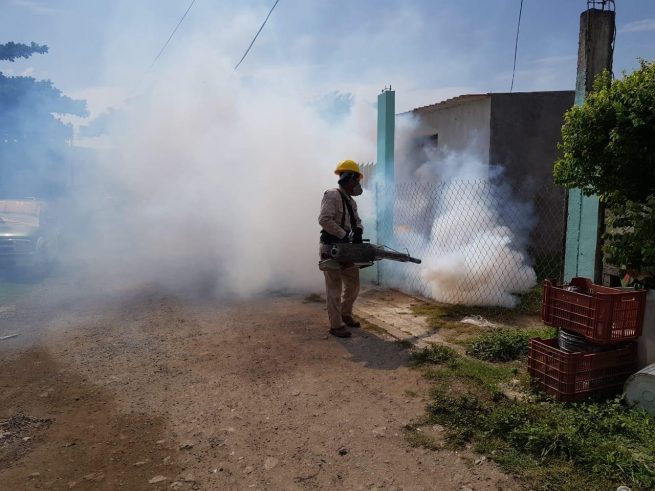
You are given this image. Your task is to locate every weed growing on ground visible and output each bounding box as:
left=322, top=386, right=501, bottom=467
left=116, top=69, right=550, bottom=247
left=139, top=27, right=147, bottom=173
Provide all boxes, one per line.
left=403, top=427, right=442, bottom=450
left=466, top=327, right=556, bottom=362
left=409, top=344, right=458, bottom=366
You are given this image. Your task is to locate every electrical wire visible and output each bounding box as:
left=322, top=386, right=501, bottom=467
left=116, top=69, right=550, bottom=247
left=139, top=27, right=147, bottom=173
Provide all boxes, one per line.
left=149, top=0, right=197, bottom=70
left=509, top=0, right=524, bottom=92
left=234, top=0, right=280, bottom=71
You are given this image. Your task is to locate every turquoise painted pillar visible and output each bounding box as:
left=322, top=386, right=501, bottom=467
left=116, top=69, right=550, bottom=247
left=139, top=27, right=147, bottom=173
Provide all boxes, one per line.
left=377, top=89, right=395, bottom=190
left=565, top=188, right=601, bottom=280
left=563, top=8, right=614, bottom=282
left=376, top=89, right=395, bottom=248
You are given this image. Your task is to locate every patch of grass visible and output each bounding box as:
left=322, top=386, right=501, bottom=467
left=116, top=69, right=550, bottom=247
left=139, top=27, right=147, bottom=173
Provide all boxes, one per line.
left=410, top=299, right=547, bottom=350
left=474, top=438, right=607, bottom=491
left=410, top=301, right=535, bottom=331
left=410, top=344, right=458, bottom=366
left=424, top=357, right=518, bottom=394
left=407, top=332, right=655, bottom=489
left=404, top=428, right=442, bottom=450
left=410, top=287, right=545, bottom=330
left=303, top=293, right=324, bottom=303
left=411, top=344, right=517, bottom=392
left=424, top=391, right=655, bottom=491
left=411, top=303, right=511, bottom=327
left=466, top=326, right=556, bottom=362
left=450, top=357, right=518, bottom=390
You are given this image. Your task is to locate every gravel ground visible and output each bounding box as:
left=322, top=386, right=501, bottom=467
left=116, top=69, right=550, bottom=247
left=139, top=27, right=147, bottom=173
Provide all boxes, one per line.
left=0, top=275, right=520, bottom=490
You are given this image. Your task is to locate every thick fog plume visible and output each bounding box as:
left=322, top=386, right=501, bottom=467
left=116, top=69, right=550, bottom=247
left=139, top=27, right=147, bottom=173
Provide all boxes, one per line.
left=388, top=117, right=536, bottom=307
left=67, top=55, right=375, bottom=298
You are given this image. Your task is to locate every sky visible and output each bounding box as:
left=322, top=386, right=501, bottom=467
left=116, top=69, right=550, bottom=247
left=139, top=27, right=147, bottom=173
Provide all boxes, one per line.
left=1, top=0, right=654, bottom=116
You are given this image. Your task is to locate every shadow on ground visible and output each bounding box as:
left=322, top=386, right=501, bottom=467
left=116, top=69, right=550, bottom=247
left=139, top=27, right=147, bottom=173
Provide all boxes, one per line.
left=336, top=328, right=410, bottom=370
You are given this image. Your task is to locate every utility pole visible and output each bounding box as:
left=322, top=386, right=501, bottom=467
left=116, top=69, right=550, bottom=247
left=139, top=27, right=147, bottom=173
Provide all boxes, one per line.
left=563, top=0, right=615, bottom=282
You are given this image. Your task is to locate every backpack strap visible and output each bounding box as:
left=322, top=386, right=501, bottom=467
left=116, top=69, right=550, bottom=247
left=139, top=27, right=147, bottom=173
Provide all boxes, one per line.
left=338, top=189, right=356, bottom=232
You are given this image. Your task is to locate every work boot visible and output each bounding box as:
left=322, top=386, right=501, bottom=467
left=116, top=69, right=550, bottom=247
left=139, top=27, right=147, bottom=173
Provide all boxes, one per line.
left=342, top=315, right=361, bottom=328
left=329, top=326, right=352, bottom=338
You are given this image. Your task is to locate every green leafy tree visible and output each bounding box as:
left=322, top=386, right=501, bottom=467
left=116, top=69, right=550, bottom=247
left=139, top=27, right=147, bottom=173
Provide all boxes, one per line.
left=554, top=60, right=655, bottom=280
left=0, top=42, right=48, bottom=62
left=0, top=41, right=87, bottom=198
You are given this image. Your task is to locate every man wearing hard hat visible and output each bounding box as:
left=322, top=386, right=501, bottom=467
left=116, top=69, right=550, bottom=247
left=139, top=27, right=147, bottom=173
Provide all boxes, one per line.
left=318, top=160, right=364, bottom=338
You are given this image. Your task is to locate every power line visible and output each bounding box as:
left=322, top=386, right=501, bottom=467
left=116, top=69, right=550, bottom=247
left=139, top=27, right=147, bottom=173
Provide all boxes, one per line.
left=150, top=0, right=197, bottom=70
left=234, top=0, right=280, bottom=71
left=510, top=0, right=524, bottom=92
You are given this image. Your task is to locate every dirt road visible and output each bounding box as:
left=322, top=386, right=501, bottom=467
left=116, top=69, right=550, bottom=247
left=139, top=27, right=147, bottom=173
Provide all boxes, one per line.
left=0, top=276, right=518, bottom=490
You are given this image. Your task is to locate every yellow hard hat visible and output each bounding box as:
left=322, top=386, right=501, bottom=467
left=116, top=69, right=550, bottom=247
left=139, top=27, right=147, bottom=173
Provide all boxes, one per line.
left=334, top=159, right=363, bottom=178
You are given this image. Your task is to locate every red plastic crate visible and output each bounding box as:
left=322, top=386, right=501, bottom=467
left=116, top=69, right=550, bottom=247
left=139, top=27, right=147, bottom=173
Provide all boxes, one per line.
left=527, top=338, right=637, bottom=402
left=541, top=277, right=647, bottom=343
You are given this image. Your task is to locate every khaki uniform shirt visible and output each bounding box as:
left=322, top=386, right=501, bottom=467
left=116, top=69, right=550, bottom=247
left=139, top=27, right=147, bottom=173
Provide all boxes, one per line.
left=318, top=187, right=362, bottom=256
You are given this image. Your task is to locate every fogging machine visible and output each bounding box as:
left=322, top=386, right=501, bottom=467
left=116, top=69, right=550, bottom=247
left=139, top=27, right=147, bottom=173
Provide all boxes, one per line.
left=319, top=241, right=422, bottom=271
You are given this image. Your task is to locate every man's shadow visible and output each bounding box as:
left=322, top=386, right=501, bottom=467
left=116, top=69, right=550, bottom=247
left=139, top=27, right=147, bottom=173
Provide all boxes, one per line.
left=335, top=327, right=413, bottom=370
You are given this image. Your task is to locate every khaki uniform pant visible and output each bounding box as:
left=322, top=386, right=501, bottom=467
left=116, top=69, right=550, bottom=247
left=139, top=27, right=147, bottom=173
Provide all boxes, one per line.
left=323, top=266, right=360, bottom=330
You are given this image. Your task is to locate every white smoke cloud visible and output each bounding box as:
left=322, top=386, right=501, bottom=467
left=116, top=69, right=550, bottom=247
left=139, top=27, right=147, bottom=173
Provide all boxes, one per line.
left=66, top=49, right=375, bottom=298
left=44, top=2, right=531, bottom=305
left=390, top=117, right=537, bottom=308
left=419, top=186, right=537, bottom=307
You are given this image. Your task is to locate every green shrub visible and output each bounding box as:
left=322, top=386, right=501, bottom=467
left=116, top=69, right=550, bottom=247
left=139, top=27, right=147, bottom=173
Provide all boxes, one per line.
left=554, top=60, right=655, bottom=279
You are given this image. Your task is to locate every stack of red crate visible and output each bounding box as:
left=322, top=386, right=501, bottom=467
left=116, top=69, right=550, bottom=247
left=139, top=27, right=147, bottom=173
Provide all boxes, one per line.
left=528, top=277, right=647, bottom=402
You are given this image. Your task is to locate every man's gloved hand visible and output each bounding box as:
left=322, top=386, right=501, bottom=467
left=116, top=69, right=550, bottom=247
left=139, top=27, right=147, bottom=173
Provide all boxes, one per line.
left=352, top=227, right=363, bottom=244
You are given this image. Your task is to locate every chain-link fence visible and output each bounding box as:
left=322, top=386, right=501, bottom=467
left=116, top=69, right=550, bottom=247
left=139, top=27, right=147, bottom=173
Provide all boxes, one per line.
left=369, top=180, right=566, bottom=310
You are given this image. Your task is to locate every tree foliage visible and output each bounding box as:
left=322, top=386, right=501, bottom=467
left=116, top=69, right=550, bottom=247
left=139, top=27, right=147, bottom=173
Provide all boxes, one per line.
left=0, top=42, right=48, bottom=62
left=0, top=41, right=87, bottom=198
left=0, top=74, right=87, bottom=142
left=554, top=60, right=655, bottom=278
